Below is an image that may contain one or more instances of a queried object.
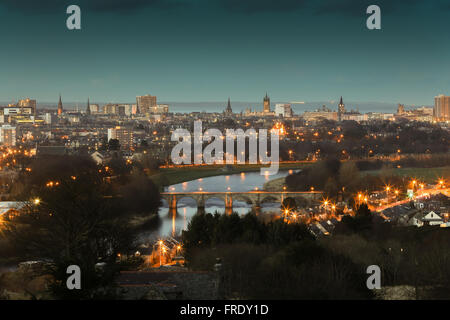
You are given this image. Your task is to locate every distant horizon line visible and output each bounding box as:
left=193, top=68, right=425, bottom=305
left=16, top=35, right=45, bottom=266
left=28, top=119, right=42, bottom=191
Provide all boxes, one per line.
left=0, top=100, right=433, bottom=107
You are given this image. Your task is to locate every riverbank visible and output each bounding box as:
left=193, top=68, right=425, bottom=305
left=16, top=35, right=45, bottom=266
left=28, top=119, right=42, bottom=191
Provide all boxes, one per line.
left=263, top=166, right=450, bottom=191
left=264, top=177, right=287, bottom=191
left=150, top=163, right=311, bottom=187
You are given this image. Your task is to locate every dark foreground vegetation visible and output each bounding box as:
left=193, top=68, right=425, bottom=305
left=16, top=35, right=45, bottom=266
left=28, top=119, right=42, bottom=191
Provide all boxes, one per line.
left=1, top=155, right=161, bottom=299
left=182, top=204, right=450, bottom=299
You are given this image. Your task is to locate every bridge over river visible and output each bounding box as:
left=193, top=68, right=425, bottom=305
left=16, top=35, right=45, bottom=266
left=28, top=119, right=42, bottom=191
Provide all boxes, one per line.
left=161, top=191, right=323, bottom=211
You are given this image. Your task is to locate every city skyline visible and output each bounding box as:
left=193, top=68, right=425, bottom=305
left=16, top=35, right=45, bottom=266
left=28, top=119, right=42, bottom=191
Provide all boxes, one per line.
left=2, top=0, right=450, bottom=104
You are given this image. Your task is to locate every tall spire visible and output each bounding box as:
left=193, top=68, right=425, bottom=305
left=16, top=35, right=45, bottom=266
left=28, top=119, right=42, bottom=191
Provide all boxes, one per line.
left=57, top=94, right=63, bottom=115
left=225, top=97, right=233, bottom=115
left=263, top=92, right=270, bottom=113
left=338, top=96, right=345, bottom=122
left=86, top=97, right=91, bottom=115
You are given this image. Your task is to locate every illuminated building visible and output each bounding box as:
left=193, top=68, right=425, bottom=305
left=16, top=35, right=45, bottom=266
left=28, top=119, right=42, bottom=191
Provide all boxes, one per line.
left=434, top=94, right=450, bottom=121
left=136, top=94, right=157, bottom=114
left=275, top=103, right=293, bottom=118
left=0, top=125, right=16, bottom=146
left=18, top=98, right=37, bottom=116
left=107, top=126, right=134, bottom=150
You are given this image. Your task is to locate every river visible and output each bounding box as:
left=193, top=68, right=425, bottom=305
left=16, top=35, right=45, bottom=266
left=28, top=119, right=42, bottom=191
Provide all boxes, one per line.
left=140, top=169, right=296, bottom=240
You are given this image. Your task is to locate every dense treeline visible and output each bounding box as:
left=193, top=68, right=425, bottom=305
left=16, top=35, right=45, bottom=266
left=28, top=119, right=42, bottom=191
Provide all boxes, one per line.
left=332, top=204, right=450, bottom=298
left=279, top=120, right=449, bottom=161
left=183, top=204, right=450, bottom=299
left=182, top=210, right=373, bottom=299
left=285, top=158, right=406, bottom=199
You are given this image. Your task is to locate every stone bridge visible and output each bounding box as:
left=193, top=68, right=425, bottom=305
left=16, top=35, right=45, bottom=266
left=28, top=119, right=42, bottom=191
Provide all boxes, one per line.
left=161, top=191, right=323, bottom=211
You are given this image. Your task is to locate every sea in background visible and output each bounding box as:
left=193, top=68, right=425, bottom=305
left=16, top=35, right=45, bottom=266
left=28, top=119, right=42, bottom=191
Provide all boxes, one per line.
left=2, top=100, right=423, bottom=114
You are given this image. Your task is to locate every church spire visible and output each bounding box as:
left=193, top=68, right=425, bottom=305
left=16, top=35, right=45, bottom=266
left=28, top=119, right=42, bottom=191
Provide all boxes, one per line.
left=338, top=96, right=345, bottom=122
left=57, top=94, right=63, bottom=115
left=86, top=97, right=91, bottom=115
left=225, top=97, right=233, bottom=115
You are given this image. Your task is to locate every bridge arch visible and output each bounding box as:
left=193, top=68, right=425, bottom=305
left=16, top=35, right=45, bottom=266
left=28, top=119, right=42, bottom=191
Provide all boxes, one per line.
left=260, top=195, right=281, bottom=205
left=175, top=196, right=199, bottom=209
left=204, top=196, right=226, bottom=211
left=232, top=194, right=254, bottom=206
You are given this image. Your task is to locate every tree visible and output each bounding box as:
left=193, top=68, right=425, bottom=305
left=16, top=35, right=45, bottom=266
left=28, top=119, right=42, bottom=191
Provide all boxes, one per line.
left=108, top=138, right=120, bottom=151
left=119, top=174, right=161, bottom=215
left=335, top=203, right=373, bottom=235
left=5, top=155, right=136, bottom=299
left=339, top=161, right=360, bottom=193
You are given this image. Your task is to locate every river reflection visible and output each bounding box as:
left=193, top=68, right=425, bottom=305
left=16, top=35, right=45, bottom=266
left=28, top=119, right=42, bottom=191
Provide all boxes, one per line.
left=140, top=170, right=296, bottom=240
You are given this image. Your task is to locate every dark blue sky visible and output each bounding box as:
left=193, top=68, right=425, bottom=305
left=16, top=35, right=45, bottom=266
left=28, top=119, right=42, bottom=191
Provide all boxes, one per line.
left=1, top=0, right=450, bottom=104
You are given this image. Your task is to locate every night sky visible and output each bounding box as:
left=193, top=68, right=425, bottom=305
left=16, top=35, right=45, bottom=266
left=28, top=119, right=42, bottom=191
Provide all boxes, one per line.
left=1, top=0, right=450, bottom=104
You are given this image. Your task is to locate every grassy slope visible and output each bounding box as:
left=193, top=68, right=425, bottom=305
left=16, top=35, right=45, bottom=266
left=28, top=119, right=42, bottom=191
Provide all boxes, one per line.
left=363, top=166, right=450, bottom=183
left=150, top=163, right=311, bottom=187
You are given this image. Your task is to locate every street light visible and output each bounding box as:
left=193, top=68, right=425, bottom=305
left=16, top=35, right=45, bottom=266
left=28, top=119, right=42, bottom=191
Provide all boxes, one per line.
left=159, top=240, right=164, bottom=267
